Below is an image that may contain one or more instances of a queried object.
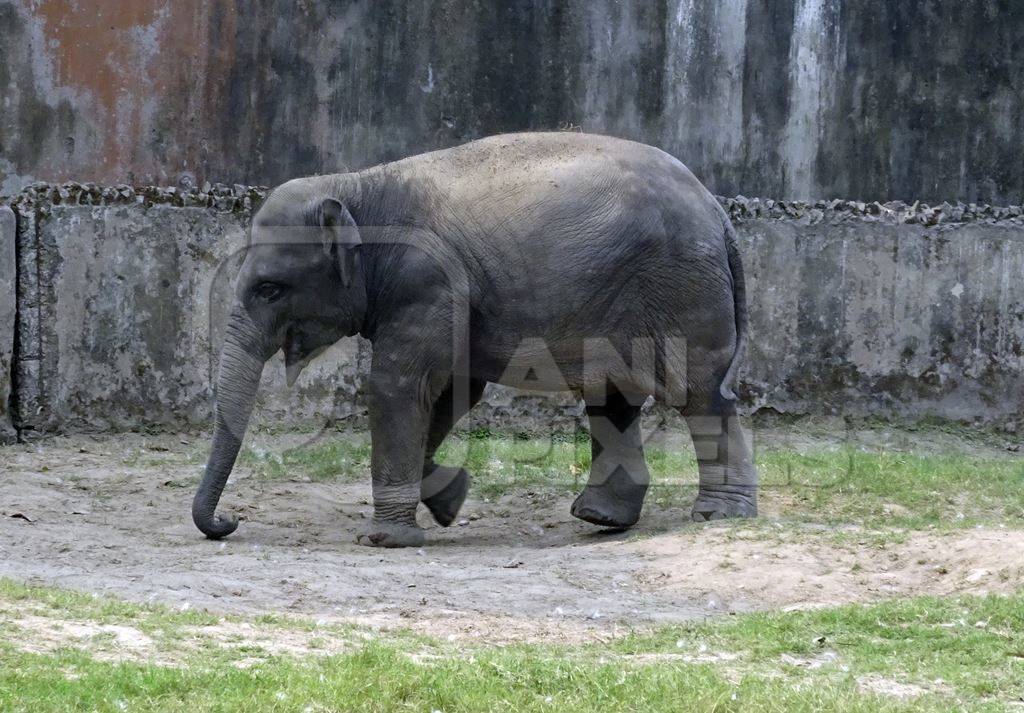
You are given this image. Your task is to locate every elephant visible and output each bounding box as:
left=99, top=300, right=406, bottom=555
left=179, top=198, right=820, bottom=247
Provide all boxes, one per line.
left=192, top=132, right=757, bottom=548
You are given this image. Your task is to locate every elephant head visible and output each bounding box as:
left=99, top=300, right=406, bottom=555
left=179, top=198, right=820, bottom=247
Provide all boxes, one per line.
left=192, top=178, right=366, bottom=538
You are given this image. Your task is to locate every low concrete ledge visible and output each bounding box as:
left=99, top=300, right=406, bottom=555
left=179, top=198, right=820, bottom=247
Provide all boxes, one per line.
left=4, top=184, right=1023, bottom=434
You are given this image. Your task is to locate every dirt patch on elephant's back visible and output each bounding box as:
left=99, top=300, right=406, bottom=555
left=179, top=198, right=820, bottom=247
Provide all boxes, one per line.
left=0, top=431, right=1022, bottom=645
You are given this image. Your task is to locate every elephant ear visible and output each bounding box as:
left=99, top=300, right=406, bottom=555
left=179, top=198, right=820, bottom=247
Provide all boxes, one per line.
left=316, top=197, right=361, bottom=288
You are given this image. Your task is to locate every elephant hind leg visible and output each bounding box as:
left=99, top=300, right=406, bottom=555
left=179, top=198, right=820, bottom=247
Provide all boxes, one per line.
left=571, top=388, right=650, bottom=529
left=421, top=377, right=486, bottom=526
left=679, top=346, right=757, bottom=522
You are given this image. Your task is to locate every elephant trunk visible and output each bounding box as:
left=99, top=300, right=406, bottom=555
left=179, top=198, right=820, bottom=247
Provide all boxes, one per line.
left=192, top=307, right=271, bottom=539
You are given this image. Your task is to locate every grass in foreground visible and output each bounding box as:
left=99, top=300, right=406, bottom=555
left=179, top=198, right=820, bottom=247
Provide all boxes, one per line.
left=1, top=578, right=1022, bottom=711
left=233, top=427, right=1024, bottom=530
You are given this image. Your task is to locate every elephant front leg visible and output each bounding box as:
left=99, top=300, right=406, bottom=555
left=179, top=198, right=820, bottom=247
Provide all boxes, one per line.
left=420, top=377, right=486, bottom=526
left=357, top=372, right=439, bottom=548
left=571, top=389, right=650, bottom=529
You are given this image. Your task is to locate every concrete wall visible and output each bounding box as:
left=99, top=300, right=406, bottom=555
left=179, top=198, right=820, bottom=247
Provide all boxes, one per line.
left=1, top=1, right=1024, bottom=204
left=5, top=184, right=1023, bottom=436
left=9, top=184, right=369, bottom=434
left=736, top=209, right=1024, bottom=423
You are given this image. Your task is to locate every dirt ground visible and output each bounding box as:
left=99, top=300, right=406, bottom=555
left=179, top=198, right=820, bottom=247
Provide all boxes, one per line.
left=2, top=429, right=1022, bottom=644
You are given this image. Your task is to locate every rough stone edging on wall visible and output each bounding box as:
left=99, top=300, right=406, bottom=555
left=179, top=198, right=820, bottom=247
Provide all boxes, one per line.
left=3, top=182, right=270, bottom=214
left=5, top=181, right=1024, bottom=228
left=719, top=196, right=1024, bottom=226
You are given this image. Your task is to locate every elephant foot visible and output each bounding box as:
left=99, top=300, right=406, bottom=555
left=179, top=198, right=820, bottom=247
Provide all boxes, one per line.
left=570, top=476, right=648, bottom=530
left=421, top=465, right=470, bottom=527
left=356, top=519, right=425, bottom=548
left=691, top=486, right=758, bottom=522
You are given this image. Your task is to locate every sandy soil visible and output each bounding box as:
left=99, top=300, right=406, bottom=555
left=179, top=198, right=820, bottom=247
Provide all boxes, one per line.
left=1, top=431, right=1022, bottom=644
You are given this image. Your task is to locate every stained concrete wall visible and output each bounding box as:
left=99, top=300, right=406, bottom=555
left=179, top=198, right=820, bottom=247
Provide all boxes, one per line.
left=4, top=185, right=1023, bottom=436
left=1, top=1, right=1024, bottom=204
left=9, top=185, right=369, bottom=434
left=737, top=213, right=1024, bottom=423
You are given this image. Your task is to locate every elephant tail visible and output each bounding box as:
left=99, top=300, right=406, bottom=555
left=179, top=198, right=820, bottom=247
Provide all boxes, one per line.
left=718, top=216, right=748, bottom=401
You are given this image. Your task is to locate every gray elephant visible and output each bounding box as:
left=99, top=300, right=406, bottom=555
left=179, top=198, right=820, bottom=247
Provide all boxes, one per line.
left=192, top=132, right=757, bottom=547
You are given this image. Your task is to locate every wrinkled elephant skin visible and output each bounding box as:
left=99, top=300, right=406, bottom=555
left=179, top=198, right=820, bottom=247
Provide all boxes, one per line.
left=192, top=133, right=757, bottom=547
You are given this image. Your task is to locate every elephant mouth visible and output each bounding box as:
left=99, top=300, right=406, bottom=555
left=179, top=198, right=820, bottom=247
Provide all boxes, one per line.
left=283, top=330, right=328, bottom=387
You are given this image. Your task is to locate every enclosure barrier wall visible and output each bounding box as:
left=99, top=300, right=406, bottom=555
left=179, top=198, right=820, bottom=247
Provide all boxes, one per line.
left=1, top=184, right=1022, bottom=438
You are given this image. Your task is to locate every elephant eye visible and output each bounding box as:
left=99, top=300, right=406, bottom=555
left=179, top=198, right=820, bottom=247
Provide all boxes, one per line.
left=252, top=282, right=287, bottom=303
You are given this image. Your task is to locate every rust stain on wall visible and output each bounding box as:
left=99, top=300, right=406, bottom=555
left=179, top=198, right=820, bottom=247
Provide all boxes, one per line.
left=31, top=0, right=213, bottom=182
left=36, top=0, right=158, bottom=177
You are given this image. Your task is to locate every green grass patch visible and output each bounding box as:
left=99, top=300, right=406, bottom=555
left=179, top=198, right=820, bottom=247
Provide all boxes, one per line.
left=238, top=435, right=373, bottom=482
left=757, top=449, right=1024, bottom=529
left=1, top=579, right=1022, bottom=711
left=0, top=579, right=217, bottom=630
left=230, top=429, right=1024, bottom=530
